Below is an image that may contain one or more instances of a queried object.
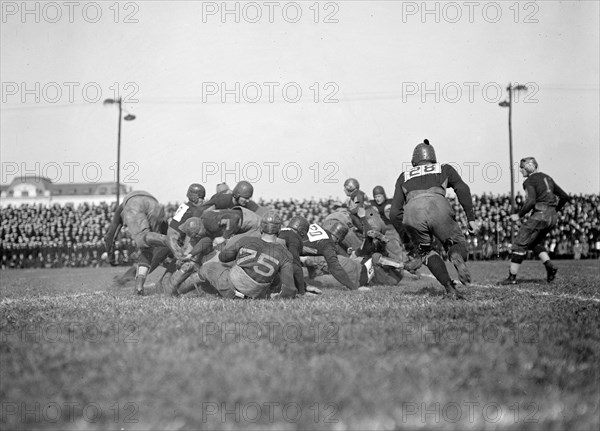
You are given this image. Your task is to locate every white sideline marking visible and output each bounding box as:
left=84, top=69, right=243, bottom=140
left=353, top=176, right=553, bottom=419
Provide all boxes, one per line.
left=0, top=291, right=108, bottom=307
left=421, top=274, right=600, bottom=303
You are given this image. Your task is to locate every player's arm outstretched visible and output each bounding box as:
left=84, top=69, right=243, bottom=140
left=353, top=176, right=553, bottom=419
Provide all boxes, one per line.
left=389, top=173, right=406, bottom=236
left=277, top=259, right=297, bottom=299
left=445, top=164, right=479, bottom=233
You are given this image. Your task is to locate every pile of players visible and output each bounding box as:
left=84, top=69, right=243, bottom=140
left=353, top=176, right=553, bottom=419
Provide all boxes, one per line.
left=104, top=140, right=569, bottom=300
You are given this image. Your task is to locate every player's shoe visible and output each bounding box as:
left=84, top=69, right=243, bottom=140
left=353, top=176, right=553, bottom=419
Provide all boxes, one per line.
left=449, top=253, right=471, bottom=285
left=546, top=266, right=558, bottom=283
left=305, top=285, right=322, bottom=295
left=444, top=280, right=465, bottom=300
left=135, top=287, right=144, bottom=296
left=499, top=273, right=517, bottom=285
left=404, top=254, right=423, bottom=273
left=357, top=286, right=372, bottom=292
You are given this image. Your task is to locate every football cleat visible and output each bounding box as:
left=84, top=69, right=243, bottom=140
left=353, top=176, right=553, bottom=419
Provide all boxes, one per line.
left=444, top=280, right=465, bottom=300
left=449, top=253, right=471, bottom=285
left=546, top=266, right=558, bottom=283
left=499, top=273, right=517, bottom=285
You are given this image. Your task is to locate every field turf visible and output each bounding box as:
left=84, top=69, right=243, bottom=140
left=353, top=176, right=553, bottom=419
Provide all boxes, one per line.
left=1, top=260, right=599, bottom=430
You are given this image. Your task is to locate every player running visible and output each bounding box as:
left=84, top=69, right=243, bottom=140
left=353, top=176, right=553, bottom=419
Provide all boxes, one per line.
left=104, top=190, right=168, bottom=295
left=389, top=139, right=480, bottom=299
left=500, top=157, right=570, bottom=285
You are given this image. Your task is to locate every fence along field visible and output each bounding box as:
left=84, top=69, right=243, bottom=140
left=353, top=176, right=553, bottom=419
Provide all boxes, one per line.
left=0, top=260, right=598, bottom=430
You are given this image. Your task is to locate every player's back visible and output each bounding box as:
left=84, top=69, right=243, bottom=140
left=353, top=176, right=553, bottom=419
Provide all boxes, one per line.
left=524, top=172, right=560, bottom=206
left=233, top=237, right=292, bottom=284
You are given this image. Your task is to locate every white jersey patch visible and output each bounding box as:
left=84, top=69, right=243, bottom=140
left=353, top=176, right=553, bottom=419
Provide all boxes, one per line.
left=404, top=163, right=442, bottom=180
left=307, top=224, right=330, bottom=242
left=173, top=203, right=189, bottom=222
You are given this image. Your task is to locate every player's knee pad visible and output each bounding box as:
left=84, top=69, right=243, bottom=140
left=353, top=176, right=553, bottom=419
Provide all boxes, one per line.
left=417, top=242, right=433, bottom=256
left=422, top=249, right=440, bottom=266
left=532, top=244, right=546, bottom=256
left=511, top=251, right=526, bottom=264
left=447, top=242, right=468, bottom=260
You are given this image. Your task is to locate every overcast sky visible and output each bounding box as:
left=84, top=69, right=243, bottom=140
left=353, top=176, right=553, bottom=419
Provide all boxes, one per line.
left=2, top=1, right=599, bottom=203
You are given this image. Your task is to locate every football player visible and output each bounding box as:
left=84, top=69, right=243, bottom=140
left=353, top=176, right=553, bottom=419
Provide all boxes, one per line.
left=112, top=183, right=206, bottom=288
left=500, top=157, right=570, bottom=284
left=164, top=206, right=262, bottom=295
left=166, top=183, right=207, bottom=261
left=324, top=205, right=363, bottom=251
left=278, top=215, right=309, bottom=294
left=300, top=219, right=360, bottom=291
left=370, top=185, right=404, bottom=261
left=104, top=190, right=168, bottom=295
left=179, top=211, right=297, bottom=299
left=343, top=178, right=369, bottom=232
left=389, top=139, right=480, bottom=299
left=199, top=180, right=261, bottom=213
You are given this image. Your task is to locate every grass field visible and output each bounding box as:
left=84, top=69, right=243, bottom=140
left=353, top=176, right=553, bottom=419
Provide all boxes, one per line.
left=1, top=260, right=599, bottom=430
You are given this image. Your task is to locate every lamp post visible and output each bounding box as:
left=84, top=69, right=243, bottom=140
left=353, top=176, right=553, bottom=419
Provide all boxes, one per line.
left=103, top=98, right=136, bottom=206
left=499, top=83, right=527, bottom=242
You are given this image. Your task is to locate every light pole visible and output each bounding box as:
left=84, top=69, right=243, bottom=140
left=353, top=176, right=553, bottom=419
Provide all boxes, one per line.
left=103, top=98, right=136, bottom=206
left=499, top=83, right=527, bottom=242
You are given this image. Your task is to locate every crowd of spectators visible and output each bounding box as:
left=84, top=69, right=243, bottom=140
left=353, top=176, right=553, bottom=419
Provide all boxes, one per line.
left=1, top=194, right=599, bottom=269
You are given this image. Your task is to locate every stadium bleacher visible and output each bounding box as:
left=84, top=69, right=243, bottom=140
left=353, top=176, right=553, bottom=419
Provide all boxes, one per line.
left=1, top=194, right=598, bottom=269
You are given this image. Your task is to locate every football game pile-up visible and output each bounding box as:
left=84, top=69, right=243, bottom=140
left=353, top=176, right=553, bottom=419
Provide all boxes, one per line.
left=104, top=141, right=570, bottom=301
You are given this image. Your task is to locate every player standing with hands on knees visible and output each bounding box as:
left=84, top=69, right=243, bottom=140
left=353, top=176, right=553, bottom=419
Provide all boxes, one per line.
left=500, top=157, right=570, bottom=285
left=390, top=139, right=480, bottom=299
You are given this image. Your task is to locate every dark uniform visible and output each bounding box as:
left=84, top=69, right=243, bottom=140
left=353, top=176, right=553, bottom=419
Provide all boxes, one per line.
left=198, top=236, right=296, bottom=299
left=390, top=140, right=475, bottom=299
left=503, top=168, right=570, bottom=284
left=301, top=224, right=357, bottom=290
left=513, top=172, right=570, bottom=254
left=278, top=228, right=306, bottom=294
left=390, top=163, right=475, bottom=248
left=199, top=191, right=260, bottom=213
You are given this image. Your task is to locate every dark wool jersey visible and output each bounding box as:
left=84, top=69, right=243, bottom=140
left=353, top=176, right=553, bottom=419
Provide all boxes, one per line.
left=278, top=228, right=306, bottom=294
left=370, top=198, right=393, bottom=225
left=169, top=202, right=204, bottom=234
left=301, top=224, right=356, bottom=290
left=199, top=192, right=260, bottom=213
left=518, top=172, right=570, bottom=217
left=200, top=210, right=243, bottom=239
left=219, top=236, right=296, bottom=297
left=391, top=163, right=475, bottom=222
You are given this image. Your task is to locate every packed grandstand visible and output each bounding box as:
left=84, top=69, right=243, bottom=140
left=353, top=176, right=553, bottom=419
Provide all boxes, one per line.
left=1, top=193, right=598, bottom=269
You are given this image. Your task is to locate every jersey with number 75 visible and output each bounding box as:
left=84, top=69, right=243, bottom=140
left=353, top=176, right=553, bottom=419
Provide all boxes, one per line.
left=219, top=236, right=294, bottom=285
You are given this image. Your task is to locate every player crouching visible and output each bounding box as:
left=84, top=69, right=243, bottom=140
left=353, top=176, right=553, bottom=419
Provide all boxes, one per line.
left=176, top=211, right=297, bottom=299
